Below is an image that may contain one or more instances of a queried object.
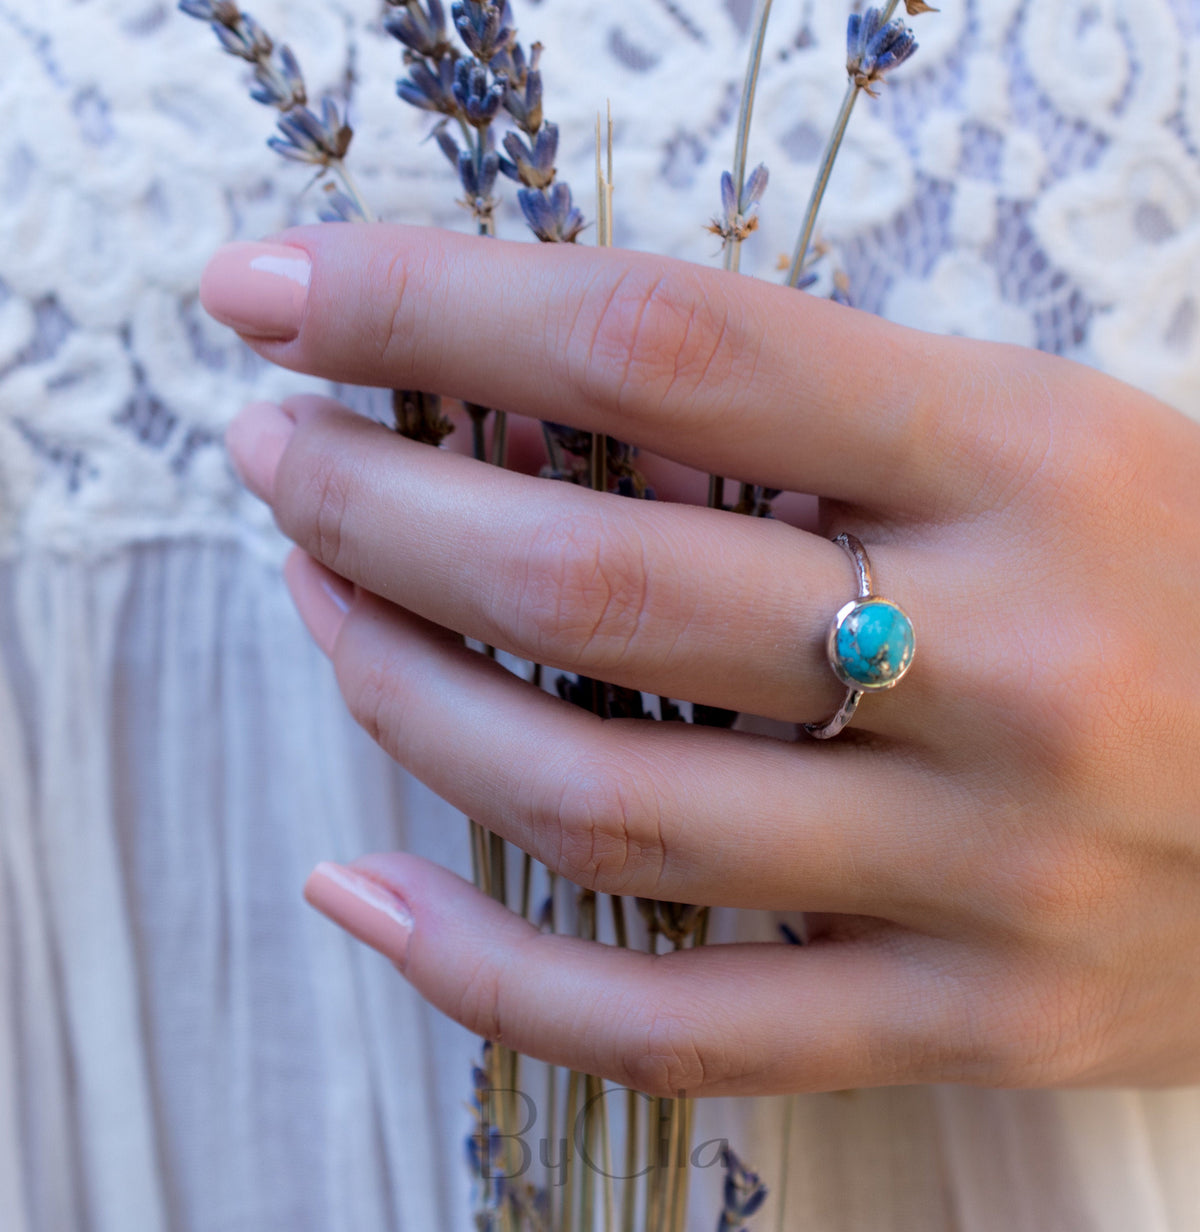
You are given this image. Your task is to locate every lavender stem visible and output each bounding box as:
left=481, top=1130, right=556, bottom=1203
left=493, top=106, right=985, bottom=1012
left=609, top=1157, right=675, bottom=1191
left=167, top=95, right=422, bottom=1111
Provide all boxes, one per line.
left=784, top=0, right=902, bottom=288
left=724, top=0, right=774, bottom=278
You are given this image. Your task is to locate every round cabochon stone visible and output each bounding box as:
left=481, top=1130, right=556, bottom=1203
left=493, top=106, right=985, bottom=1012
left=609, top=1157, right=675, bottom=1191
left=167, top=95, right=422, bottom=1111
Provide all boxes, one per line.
left=833, top=598, right=914, bottom=689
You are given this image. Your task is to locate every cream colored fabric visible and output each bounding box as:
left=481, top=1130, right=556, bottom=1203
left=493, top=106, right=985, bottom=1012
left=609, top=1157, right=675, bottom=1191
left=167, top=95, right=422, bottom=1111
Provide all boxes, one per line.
left=2, top=0, right=1200, bottom=1226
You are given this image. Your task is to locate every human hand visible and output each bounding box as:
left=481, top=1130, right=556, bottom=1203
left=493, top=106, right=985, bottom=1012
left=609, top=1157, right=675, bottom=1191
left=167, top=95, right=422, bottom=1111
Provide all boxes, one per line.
left=202, top=224, right=1200, bottom=1095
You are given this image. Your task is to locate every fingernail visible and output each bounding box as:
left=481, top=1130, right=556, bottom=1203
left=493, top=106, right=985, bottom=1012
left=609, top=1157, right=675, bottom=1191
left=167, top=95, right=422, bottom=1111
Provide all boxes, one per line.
left=225, top=400, right=295, bottom=502
left=304, top=861, right=413, bottom=969
left=200, top=241, right=311, bottom=340
left=283, top=550, right=355, bottom=656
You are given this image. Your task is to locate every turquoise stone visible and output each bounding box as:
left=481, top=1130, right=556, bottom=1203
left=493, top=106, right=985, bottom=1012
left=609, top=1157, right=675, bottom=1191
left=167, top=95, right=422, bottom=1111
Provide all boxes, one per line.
left=833, top=598, right=914, bottom=689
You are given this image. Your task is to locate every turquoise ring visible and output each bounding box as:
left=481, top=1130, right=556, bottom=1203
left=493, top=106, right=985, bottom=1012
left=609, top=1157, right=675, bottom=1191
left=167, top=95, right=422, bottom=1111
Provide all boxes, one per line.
left=803, top=534, right=915, bottom=740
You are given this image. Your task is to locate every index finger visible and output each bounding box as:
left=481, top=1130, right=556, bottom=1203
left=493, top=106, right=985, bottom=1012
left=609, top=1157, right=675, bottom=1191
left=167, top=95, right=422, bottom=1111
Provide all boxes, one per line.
left=200, top=224, right=1041, bottom=513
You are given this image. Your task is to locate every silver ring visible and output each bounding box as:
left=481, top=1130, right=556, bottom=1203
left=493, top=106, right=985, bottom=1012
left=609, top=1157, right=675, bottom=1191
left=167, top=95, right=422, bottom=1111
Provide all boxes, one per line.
left=803, top=533, right=915, bottom=740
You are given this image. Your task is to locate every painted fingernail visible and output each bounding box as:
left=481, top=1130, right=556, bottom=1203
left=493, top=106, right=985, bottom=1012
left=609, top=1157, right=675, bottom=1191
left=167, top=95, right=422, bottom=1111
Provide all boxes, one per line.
left=200, top=241, right=311, bottom=340
left=304, top=861, right=413, bottom=969
left=283, top=550, right=355, bottom=656
left=225, top=400, right=295, bottom=502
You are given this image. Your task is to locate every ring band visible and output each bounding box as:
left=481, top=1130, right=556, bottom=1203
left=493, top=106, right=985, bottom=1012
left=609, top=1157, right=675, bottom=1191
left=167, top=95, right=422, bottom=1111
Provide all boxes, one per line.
left=803, top=533, right=915, bottom=740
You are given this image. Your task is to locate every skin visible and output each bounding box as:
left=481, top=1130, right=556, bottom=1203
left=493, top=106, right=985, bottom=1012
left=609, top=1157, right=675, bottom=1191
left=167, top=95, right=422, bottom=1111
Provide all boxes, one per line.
left=204, top=222, right=1200, bottom=1098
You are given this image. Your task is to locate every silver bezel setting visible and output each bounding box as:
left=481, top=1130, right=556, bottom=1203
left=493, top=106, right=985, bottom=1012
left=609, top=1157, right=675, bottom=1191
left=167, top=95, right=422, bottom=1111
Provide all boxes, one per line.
left=825, top=596, right=916, bottom=693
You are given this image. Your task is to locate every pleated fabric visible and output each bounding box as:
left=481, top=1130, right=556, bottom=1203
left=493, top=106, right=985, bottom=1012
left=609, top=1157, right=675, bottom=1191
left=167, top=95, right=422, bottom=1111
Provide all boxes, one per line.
left=2, top=540, right=1200, bottom=1231
left=0, top=541, right=475, bottom=1232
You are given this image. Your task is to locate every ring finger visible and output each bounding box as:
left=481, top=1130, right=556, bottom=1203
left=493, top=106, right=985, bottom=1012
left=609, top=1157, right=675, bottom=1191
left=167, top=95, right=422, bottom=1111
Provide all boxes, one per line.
left=285, top=548, right=980, bottom=923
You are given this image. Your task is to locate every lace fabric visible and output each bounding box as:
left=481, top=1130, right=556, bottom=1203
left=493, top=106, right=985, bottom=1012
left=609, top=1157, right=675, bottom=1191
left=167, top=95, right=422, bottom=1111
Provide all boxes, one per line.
left=1, top=0, right=1198, bottom=558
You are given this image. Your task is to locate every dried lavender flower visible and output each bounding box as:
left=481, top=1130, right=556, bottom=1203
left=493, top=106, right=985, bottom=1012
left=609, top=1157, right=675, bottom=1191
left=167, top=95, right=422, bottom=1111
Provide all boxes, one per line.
left=718, top=1145, right=768, bottom=1231
left=318, top=185, right=368, bottom=222
left=454, top=57, right=506, bottom=127
left=497, top=41, right=543, bottom=134
left=518, top=182, right=585, bottom=243
left=383, top=0, right=453, bottom=58
left=706, top=162, right=769, bottom=247
left=459, top=139, right=501, bottom=217
left=397, top=55, right=460, bottom=114
left=268, top=97, right=352, bottom=166
left=500, top=123, right=558, bottom=189
left=846, top=8, right=918, bottom=97
left=249, top=44, right=306, bottom=107
left=179, top=0, right=374, bottom=219
left=452, top=0, right=515, bottom=63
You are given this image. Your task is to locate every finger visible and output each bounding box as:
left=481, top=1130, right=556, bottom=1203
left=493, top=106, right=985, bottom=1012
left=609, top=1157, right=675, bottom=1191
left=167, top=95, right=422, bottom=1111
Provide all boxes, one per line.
left=200, top=224, right=1036, bottom=512
left=444, top=407, right=820, bottom=526
left=284, top=549, right=973, bottom=922
left=240, top=397, right=940, bottom=731
left=303, top=853, right=975, bottom=1096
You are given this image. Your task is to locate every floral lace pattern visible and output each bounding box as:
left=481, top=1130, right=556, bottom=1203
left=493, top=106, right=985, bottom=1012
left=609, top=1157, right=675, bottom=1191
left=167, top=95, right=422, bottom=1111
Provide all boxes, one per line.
left=2, top=0, right=1197, bottom=557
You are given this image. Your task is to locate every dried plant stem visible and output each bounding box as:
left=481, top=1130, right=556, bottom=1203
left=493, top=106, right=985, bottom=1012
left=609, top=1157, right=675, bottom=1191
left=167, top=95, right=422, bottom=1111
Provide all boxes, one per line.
left=596, top=1081, right=616, bottom=1232
left=561, top=1067, right=583, bottom=1232
left=621, top=1087, right=639, bottom=1232
left=487, top=1041, right=519, bottom=1232
left=491, top=412, right=510, bottom=468
left=785, top=0, right=902, bottom=287
left=709, top=0, right=774, bottom=510
left=519, top=851, right=533, bottom=920
left=668, top=1097, right=693, bottom=1232
left=331, top=160, right=376, bottom=222
left=774, top=1095, right=796, bottom=1232
left=724, top=0, right=774, bottom=278
left=645, top=1097, right=669, bottom=1231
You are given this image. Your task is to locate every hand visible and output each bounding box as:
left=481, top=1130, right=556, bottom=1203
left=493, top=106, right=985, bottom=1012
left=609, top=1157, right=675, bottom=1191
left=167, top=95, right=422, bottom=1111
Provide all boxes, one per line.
left=202, top=224, right=1200, bottom=1096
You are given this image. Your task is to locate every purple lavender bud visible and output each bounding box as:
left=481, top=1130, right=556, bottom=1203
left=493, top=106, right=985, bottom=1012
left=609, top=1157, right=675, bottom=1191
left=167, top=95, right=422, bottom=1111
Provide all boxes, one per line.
left=847, top=7, right=917, bottom=95
left=238, top=13, right=272, bottom=56
left=318, top=189, right=366, bottom=222
left=452, top=0, right=513, bottom=62
left=213, top=22, right=249, bottom=55
left=518, top=181, right=585, bottom=243
left=720, top=171, right=737, bottom=220
left=501, top=44, right=543, bottom=134
left=383, top=0, right=449, bottom=56
left=268, top=100, right=347, bottom=164
left=432, top=121, right=461, bottom=166
left=499, top=122, right=557, bottom=188
left=742, top=162, right=769, bottom=209
left=453, top=57, right=505, bottom=127
left=458, top=146, right=499, bottom=200
left=718, top=1145, right=768, bottom=1230
left=397, top=56, right=458, bottom=114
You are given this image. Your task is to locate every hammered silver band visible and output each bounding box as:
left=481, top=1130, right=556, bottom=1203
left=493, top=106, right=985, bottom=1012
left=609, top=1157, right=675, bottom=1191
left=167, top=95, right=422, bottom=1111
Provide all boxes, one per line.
left=803, top=533, right=915, bottom=740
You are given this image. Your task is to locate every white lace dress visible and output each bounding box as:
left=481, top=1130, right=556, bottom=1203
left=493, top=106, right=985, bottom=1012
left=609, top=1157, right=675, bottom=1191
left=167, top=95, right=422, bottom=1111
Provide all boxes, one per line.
left=2, top=0, right=1199, bottom=1228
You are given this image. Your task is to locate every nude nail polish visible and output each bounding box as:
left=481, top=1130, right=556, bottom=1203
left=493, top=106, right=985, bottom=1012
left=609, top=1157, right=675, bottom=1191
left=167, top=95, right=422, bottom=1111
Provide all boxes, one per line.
left=200, top=241, right=312, bottom=340
left=304, top=862, right=414, bottom=968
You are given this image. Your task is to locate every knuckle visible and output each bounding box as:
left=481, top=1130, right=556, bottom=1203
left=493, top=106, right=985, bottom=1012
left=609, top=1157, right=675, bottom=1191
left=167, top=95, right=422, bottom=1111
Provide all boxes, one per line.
left=989, top=832, right=1118, bottom=945
left=566, top=264, right=742, bottom=420
left=1025, top=634, right=1164, bottom=798
left=450, top=955, right=508, bottom=1044
left=510, top=512, right=650, bottom=669
left=366, top=244, right=417, bottom=377
left=543, top=754, right=668, bottom=895
left=338, top=647, right=400, bottom=756
left=964, top=964, right=1109, bottom=1087
left=619, top=1004, right=714, bottom=1099
left=277, top=441, right=354, bottom=573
